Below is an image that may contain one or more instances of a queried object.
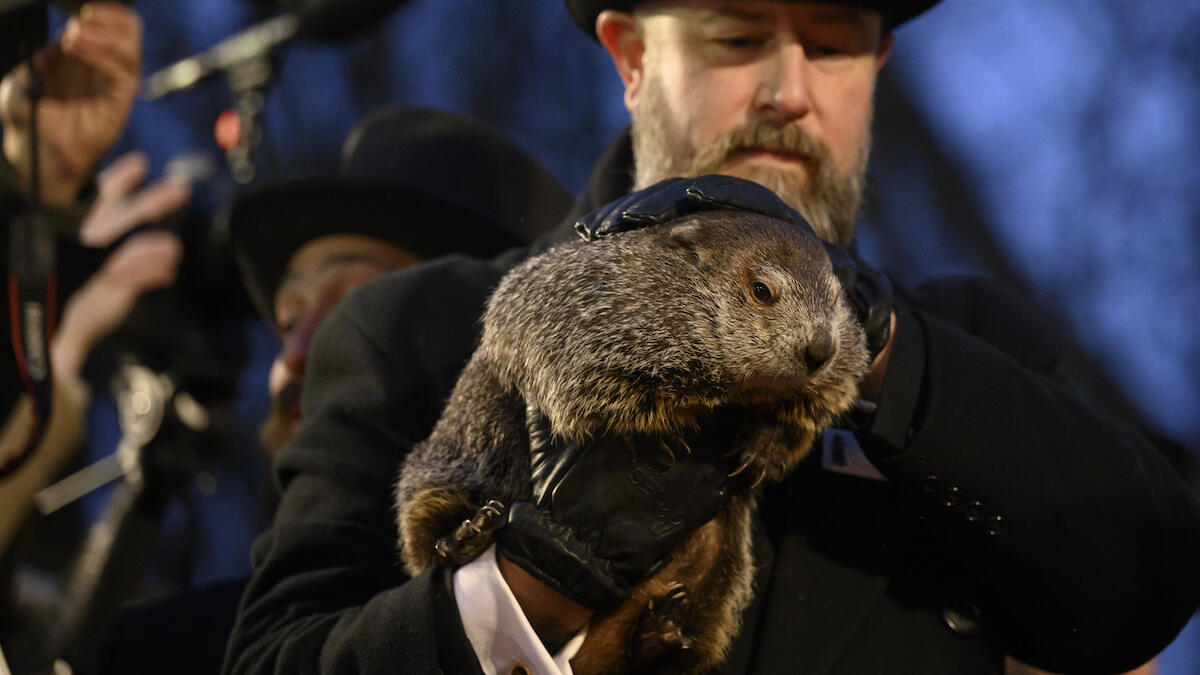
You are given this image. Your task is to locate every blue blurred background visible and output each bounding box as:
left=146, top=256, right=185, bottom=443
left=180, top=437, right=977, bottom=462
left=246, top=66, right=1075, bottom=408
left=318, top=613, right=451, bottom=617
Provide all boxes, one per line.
left=56, top=0, right=1200, bottom=671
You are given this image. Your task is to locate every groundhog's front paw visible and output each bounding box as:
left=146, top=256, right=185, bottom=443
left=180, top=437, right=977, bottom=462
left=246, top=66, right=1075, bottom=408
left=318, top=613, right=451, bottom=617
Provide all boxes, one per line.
left=632, top=582, right=695, bottom=665
left=398, top=488, right=484, bottom=574
left=433, top=499, right=507, bottom=567
left=729, top=422, right=816, bottom=487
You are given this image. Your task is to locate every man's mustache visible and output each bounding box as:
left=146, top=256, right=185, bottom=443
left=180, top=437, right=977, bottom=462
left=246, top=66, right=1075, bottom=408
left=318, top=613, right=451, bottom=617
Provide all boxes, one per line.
left=693, top=120, right=834, bottom=178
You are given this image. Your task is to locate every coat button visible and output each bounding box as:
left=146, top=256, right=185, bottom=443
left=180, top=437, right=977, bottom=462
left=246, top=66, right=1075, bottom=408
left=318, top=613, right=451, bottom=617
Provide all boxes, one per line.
left=919, top=475, right=940, bottom=494
left=964, top=501, right=984, bottom=522
left=941, top=486, right=961, bottom=509
left=943, top=605, right=982, bottom=636
left=985, top=515, right=1006, bottom=536
left=511, top=665, right=532, bottom=675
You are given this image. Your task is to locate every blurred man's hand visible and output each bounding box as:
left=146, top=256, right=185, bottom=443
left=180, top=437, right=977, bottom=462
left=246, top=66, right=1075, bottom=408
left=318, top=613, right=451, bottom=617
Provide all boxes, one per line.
left=52, top=151, right=187, bottom=376
left=0, top=2, right=142, bottom=206
left=78, top=150, right=189, bottom=246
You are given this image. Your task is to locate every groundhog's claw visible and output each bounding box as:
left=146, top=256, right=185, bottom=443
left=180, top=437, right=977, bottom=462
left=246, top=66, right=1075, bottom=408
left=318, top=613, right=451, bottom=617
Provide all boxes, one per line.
left=658, top=439, right=677, bottom=465
left=434, top=499, right=506, bottom=567
left=676, top=436, right=692, bottom=456
left=632, top=582, right=697, bottom=665
left=728, top=452, right=755, bottom=478
left=656, top=435, right=697, bottom=467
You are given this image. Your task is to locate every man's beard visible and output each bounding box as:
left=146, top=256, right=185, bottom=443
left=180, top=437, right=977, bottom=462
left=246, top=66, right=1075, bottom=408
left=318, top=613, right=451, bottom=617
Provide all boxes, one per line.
left=631, top=79, right=870, bottom=248
left=259, top=381, right=302, bottom=458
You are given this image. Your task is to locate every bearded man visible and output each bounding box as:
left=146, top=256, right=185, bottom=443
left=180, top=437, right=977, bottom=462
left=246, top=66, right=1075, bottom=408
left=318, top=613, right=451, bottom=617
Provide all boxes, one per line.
left=623, top=9, right=874, bottom=249
left=223, top=2, right=1200, bottom=674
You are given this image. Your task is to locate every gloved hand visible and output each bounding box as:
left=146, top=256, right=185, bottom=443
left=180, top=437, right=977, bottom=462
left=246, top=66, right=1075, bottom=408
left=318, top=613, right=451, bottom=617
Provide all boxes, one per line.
left=494, top=405, right=734, bottom=612
left=574, top=175, right=810, bottom=241
left=575, top=174, right=893, bottom=359
left=821, top=244, right=893, bottom=360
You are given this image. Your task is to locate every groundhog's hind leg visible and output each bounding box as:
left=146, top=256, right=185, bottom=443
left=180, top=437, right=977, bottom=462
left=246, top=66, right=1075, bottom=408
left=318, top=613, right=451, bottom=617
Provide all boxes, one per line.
left=396, top=353, right=532, bottom=574
left=571, top=498, right=754, bottom=675
left=728, top=415, right=819, bottom=487
left=399, top=487, right=480, bottom=573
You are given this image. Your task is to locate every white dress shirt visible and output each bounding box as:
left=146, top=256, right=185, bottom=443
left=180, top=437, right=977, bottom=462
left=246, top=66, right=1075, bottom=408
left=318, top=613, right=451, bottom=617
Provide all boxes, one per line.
left=454, top=545, right=587, bottom=675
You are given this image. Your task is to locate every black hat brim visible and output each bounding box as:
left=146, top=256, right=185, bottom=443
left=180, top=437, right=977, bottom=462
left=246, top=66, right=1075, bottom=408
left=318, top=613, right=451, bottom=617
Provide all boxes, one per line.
left=227, top=177, right=526, bottom=324
left=566, top=0, right=942, bottom=36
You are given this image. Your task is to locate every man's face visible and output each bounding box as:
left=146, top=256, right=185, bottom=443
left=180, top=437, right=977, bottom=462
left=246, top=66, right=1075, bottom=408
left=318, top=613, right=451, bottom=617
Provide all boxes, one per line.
left=259, top=234, right=420, bottom=455
left=619, top=1, right=891, bottom=246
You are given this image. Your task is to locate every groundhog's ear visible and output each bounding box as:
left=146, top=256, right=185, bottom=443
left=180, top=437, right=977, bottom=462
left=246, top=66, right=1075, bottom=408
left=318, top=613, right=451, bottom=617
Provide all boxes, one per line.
left=667, top=221, right=707, bottom=268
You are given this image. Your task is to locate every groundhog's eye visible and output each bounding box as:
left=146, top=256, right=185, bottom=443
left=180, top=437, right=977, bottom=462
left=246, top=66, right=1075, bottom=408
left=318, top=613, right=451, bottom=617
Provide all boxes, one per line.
left=752, top=281, right=774, bottom=304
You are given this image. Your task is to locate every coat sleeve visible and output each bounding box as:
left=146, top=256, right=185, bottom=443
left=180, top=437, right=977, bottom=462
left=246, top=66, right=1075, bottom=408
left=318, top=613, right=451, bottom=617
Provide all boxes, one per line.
left=858, top=276, right=1200, bottom=673
left=222, top=257, right=504, bottom=675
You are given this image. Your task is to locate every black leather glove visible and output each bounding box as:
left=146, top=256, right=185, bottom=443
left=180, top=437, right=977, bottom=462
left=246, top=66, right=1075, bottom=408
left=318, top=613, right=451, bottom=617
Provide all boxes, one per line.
left=494, top=405, right=734, bottom=612
left=575, top=174, right=893, bottom=359
left=575, top=175, right=811, bottom=241
left=821, top=244, right=893, bottom=360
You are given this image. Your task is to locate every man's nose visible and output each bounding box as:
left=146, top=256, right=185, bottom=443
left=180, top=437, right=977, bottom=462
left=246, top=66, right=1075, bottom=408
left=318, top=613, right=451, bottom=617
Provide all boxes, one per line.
left=754, top=42, right=812, bottom=122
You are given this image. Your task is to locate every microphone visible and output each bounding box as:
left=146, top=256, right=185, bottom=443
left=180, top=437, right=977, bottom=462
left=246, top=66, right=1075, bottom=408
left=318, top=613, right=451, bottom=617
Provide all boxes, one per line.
left=290, top=0, right=412, bottom=39
left=142, top=14, right=298, bottom=100
left=141, top=0, right=412, bottom=99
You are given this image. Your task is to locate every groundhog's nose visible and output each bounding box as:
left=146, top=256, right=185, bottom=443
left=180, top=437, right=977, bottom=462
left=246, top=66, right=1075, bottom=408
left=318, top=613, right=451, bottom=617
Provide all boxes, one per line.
left=802, top=327, right=835, bottom=374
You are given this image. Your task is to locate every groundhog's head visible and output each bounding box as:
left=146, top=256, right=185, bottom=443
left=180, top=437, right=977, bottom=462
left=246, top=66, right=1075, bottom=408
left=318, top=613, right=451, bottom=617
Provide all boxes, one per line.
left=660, top=211, right=868, bottom=430
left=482, top=207, right=868, bottom=454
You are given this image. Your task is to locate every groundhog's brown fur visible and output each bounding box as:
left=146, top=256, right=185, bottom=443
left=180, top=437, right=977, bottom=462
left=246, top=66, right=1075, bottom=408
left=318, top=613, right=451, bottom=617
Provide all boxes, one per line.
left=395, top=210, right=868, bottom=674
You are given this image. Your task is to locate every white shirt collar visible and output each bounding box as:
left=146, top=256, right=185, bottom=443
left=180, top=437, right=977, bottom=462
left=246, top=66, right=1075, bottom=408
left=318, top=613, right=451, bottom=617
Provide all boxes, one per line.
left=454, top=545, right=587, bottom=675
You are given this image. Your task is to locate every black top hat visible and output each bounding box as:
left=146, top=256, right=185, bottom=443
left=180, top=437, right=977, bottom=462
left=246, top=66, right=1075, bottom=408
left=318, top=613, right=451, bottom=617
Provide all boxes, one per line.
left=228, top=105, right=573, bottom=326
left=564, top=0, right=942, bottom=36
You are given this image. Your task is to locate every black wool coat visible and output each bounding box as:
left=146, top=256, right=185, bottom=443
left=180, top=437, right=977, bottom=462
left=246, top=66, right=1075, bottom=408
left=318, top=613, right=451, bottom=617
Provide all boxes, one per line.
left=223, top=131, right=1200, bottom=675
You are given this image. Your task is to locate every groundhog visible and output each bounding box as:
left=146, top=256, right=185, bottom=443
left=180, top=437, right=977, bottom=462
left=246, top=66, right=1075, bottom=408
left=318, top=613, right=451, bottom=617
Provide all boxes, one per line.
left=395, top=209, right=869, bottom=674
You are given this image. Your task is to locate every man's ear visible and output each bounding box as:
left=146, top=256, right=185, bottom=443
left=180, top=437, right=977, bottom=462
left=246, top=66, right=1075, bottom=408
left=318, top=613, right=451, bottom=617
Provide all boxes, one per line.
left=596, top=10, right=645, bottom=113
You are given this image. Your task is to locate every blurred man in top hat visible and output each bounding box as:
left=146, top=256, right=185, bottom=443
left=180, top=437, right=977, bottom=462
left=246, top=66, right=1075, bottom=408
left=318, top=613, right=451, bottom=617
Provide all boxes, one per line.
left=225, top=2, right=1200, bottom=674
left=229, top=104, right=572, bottom=458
